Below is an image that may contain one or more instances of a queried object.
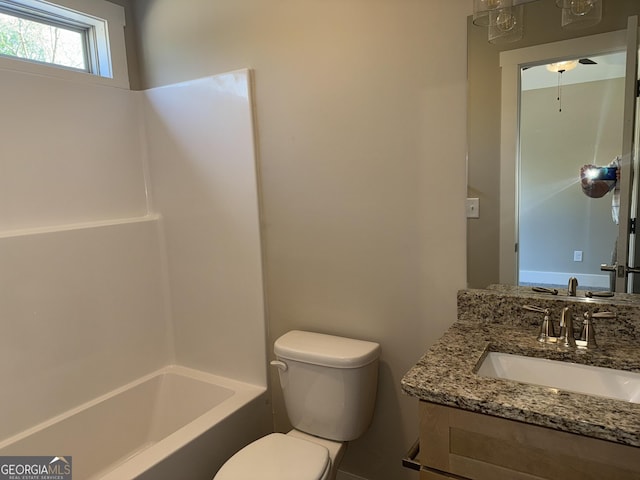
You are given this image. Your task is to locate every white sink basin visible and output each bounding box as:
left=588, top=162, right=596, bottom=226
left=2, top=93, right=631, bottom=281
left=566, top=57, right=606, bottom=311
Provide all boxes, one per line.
left=477, top=352, right=640, bottom=404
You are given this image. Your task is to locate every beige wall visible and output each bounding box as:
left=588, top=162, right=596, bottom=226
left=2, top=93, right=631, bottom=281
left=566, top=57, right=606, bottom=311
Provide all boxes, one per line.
left=519, top=79, right=623, bottom=286
left=130, top=1, right=470, bottom=479
left=105, top=0, right=142, bottom=89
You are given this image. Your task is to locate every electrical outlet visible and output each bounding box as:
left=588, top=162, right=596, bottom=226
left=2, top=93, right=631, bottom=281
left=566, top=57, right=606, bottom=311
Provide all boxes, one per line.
left=573, top=250, right=583, bottom=262
left=466, top=198, right=480, bottom=219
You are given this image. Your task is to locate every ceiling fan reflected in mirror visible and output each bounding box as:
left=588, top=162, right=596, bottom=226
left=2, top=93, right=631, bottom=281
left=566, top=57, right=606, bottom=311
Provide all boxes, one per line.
left=547, top=58, right=597, bottom=111
left=521, top=58, right=597, bottom=72
left=519, top=58, right=599, bottom=111
left=546, top=57, right=598, bottom=72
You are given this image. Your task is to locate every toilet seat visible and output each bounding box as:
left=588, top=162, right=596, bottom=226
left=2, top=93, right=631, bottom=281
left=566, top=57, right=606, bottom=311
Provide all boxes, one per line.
left=214, top=433, right=331, bottom=480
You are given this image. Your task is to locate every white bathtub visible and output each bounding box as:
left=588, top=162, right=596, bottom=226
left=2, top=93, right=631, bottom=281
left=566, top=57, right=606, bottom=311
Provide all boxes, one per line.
left=0, top=366, right=270, bottom=480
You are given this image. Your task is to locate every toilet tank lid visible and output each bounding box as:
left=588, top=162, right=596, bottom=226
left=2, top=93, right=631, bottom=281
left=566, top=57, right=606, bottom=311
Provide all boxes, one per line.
left=274, top=330, right=380, bottom=368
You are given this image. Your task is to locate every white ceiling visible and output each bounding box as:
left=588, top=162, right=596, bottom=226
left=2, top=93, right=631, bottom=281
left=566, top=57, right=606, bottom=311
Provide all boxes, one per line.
left=521, top=51, right=627, bottom=90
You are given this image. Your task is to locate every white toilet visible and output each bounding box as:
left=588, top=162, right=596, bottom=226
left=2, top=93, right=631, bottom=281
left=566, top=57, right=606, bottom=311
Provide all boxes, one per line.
left=214, top=330, right=381, bottom=480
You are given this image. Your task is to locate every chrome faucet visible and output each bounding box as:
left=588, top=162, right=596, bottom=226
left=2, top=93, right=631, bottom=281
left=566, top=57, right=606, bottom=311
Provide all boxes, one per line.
left=523, top=305, right=606, bottom=349
left=567, top=277, right=578, bottom=296
left=557, top=306, right=576, bottom=349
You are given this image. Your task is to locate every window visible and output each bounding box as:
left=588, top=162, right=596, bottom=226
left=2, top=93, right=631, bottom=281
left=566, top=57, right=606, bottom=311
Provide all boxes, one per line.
left=0, top=0, right=128, bottom=88
left=0, top=10, right=88, bottom=71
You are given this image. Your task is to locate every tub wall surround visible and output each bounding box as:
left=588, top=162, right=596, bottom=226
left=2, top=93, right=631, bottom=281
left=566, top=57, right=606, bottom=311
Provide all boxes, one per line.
left=142, top=72, right=267, bottom=385
left=0, top=219, right=168, bottom=442
left=0, top=70, right=164, bottom=441
left=0, top=65, right=269, bottom=477
left=0, top=68, right=149, bottom=232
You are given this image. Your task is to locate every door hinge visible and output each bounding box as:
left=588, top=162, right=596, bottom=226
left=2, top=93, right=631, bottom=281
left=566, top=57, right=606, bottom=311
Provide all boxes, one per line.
left=631, top=218, right=637, bottom=234
left=637, top=79, right=640, bottom=98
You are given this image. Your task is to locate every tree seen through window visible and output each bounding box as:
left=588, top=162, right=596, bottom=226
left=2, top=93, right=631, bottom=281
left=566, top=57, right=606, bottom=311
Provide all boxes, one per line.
left=0, top=12, right=86, bottom=71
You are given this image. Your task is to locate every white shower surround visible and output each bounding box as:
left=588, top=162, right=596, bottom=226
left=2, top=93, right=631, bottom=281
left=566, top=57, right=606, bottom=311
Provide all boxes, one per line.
left=0, top=66, right=268, bottom=478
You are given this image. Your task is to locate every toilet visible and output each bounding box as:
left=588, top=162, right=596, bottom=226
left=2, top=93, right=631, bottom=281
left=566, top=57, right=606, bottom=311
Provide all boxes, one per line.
left=214, top=330, right=381, bottom=480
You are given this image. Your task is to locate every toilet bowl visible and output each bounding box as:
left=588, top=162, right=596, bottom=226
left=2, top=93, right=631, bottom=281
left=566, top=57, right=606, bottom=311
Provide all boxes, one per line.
left=213, top=330, right=380, bottom=480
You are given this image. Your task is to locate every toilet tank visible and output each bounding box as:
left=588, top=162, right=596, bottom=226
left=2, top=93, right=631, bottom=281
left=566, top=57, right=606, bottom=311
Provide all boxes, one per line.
left=273, top=330, right=381, bottom=442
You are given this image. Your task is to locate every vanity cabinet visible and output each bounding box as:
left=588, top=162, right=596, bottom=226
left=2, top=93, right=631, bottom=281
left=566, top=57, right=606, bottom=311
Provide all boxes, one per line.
left=418, top=401, right=640, bottom=480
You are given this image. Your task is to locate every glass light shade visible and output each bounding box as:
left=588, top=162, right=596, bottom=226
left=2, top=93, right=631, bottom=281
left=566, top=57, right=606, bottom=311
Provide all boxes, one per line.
left=560, top=0, right=602, bottom=29
left=546, top=60, right=579, bottom=73
left=555, top=0, right=595, bottom=8
left=473, top=0, right=513, bottom=27
left=488, top=5, right=524, bottom=44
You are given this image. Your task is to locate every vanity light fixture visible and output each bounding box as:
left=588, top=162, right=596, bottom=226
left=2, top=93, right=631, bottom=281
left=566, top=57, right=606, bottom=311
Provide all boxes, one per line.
left=488, top=5, right=524, bottom=44
left=472, top=0, right=513, bottom=27
left=473, top=0, right=524, bottom=44
left=556, top=0, right=602, bottom=29
left=473, top=0, right=603, bottom=44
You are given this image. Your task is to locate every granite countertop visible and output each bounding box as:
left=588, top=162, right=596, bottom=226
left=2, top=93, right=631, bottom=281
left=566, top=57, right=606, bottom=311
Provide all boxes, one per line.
left=401, top=288, right=640, bottom=448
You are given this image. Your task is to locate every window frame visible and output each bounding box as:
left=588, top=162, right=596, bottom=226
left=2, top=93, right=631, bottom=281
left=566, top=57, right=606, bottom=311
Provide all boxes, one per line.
left=0, top=0, right=129, bottom=89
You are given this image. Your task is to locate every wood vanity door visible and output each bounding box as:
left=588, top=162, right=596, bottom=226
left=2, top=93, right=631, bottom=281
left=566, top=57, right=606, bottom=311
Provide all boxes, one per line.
left=419, top=401, right=640, bottom=480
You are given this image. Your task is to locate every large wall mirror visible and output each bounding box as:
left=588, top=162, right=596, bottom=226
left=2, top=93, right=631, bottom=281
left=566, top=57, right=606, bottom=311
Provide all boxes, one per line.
left=518, top=48, right=624, bottom=291
left=467, top=0, right=640, bottom=294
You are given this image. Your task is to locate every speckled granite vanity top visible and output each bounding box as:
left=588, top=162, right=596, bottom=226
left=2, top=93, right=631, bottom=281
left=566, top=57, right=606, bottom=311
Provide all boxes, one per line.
left=401, top=287, right=640, bottom=447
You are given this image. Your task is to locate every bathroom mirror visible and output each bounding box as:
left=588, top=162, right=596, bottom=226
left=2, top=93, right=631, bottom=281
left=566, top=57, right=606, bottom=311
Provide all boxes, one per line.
left=518, top=50, right=624, bottom=292
left=500, top=27, right=638, bottom=293
left=467, top=0, right=640, bottom=293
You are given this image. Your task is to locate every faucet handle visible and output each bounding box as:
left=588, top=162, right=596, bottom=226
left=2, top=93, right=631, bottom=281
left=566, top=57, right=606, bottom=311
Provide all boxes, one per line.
left=523, top=305, right=549, bottom=314
left=523, top=305, right=555, bottom=343
left=532, top=287, right=559, bottom=295
left=585, top=291, right=614, bottom=298
left=580, top=314, right=597, bottom=349
left=579, top=311, right=614, bottom=349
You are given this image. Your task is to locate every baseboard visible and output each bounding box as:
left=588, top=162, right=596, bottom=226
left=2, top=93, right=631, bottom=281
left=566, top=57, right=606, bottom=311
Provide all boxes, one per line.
left=519, top=270, right=610, bottom=289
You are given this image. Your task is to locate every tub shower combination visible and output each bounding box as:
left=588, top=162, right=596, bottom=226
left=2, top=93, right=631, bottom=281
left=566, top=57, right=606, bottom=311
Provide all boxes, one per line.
left=1, top=67, right=268, bottom=479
